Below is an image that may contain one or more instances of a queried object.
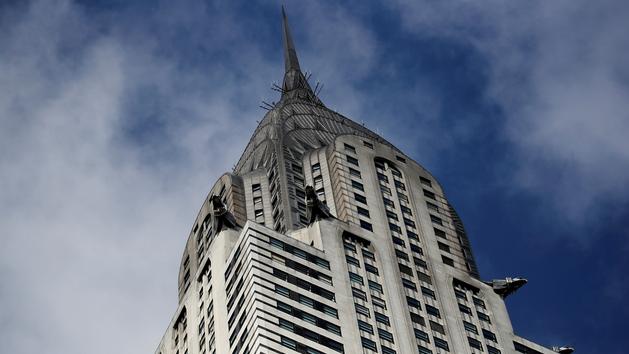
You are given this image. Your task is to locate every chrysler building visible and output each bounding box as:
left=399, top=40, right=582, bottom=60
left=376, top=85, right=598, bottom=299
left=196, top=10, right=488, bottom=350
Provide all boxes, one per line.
left=154, top=8, right=571, bottom=354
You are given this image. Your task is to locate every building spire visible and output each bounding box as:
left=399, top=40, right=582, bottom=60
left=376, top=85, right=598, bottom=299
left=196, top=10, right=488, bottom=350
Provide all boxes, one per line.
left=280, top=6, right=322, bottom=105
left=282, top=6, right=301, bottom=73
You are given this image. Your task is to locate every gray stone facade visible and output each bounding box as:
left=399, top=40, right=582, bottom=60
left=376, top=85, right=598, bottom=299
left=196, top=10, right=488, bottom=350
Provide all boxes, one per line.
left=154, top=8, right=567, bottom=354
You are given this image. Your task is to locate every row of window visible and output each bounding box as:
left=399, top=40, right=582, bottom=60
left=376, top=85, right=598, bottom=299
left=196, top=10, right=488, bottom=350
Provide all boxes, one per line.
left=374, top=159, right=456, bottom=354
left=344, top=234, right=398, bottom=353
left=278, top=318, right=344, bottom=353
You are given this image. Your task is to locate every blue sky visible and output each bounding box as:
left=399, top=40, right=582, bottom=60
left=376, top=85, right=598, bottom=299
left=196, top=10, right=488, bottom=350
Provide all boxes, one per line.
left=1, top=1, right=628, bottom=353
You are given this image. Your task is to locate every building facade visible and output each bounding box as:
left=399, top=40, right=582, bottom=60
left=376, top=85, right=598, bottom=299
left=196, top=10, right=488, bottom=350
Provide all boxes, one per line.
left=154, top=9, right=570, bottom=354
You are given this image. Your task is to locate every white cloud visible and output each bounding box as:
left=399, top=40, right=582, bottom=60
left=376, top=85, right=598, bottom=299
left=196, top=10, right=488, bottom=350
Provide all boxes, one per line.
left=0, top=1, right=386, bottom=353
left=0, top=1, right=267, bottom=353
left=4, top=0, right=625, bottom=353
left=389, top=0, right=629, bottom=224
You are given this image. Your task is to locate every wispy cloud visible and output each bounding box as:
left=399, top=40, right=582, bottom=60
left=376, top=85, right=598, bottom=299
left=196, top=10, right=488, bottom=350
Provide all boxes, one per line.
left=0, top=1, right=388, bottom=353
left=1, top=1, right=626, bottom=353
left=0, top=1, right=271, bottom=353
left=389, top=0, right=629, bottom=225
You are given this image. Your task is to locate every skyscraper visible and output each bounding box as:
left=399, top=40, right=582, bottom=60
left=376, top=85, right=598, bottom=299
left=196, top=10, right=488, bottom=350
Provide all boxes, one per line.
left=155, top=9, right=571, bottom=354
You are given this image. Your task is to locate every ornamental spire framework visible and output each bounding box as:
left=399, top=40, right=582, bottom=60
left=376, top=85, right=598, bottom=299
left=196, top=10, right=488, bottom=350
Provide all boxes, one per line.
left=280, top=7, right=321, bottom=104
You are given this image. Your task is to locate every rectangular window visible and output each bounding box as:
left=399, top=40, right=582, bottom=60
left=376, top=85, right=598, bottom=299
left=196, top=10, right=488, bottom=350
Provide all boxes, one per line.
left=357, top=206, right=370, bottom=217
left=362, top=249, right=375, bottom=260
left=400, top=205, right=413, bottom=215
left=357, top=319, right=374, bottom=334
left=454, top=288, right=467, bottom=300
left=429, top=320, right=445, bottom=335
left=438, top=242, right=451, bottom=253
left=421, top=286, right=436, bottom=299
left=463, top=320, right=478, bottom=334
left=389, top=223, right=402, bottom=233
left=311, top=163, right=321, bottom=173
left=402, top=278, right=417, bottom=291
left=349, top=272, right=364, bottom=285
left=426, top=305, right=440, bottom=318
left=395, top=249, right=409, bottom=261
left=354, top=193, right=367, bottom=204
left=344, top=143, right=356, bottom=153
left=410, top=312, right=425, bottom=325
left=410, top=244, right=423, bottom=255
left=281, top=336, right=297, bottom=350
left=488, top=345, right=502, bottom=354
left=383, top=197, right=394, bottom=207
left=514, top=342, right=543, bottom=354
left=420, top=176, right=432, bottom=187
left=430, top=214, right=443, bottom=225
left=252, top=183, right=261, bottom=193
left=375, top=312, right=390, bottom=326
left=477, top=311, right=491, bottom=323
left=275, top=285, right=290, bottom=297
left=361, top=337, right=377, bottom=351
left=378, top=328, right=394, bottom=342
left=346, top=155, right=359, bottom=166
left=404, top=218, right=416, bottom=228
left=423, top=189, right=436, bottom=200
left=396, top=155, right=406, bottom=163
left=426, top=201, right=439, bottom=211
left=360, top=220, right=373, bottom=231
left=377, top=172, right=389, bottom=183
left=368, top=280, right=383, bottom=293
left=352, top=288, right=367, bottom=301
left=468, top=337, right=483, bottom=350
left=483, top=329, right=497, bottom=342
left=473, top=297, right=486, bottom=309
left=346, top=255, right=360, bottom=267
left=418, top=345, right=433, bottom=354
left=382, top=346, right=396, bottom=354
left=417, top=270, right=432, bottom=284
left=406, top=296, right=421, bottom=308
left=372, top=296, right=387, bottom=310
left=414, top=258, right=428, bottom=269
left=399, top=263, right=413, bottom=276
left=349, top=167, right=362, bottom=178
left=414, top=328, right=429, bottom=342
left=355, top=303, right=370, bottom=317
left=352, top=180, right=364, bottom=191
left=434, top=338, right=450, bottom=351
left=291, top=163, right=303, bottom=174
left=459, top=303, right=472, bottom=315
left=442, top=255, right=454, bottom=267
left=363, top=141, right=373, bottom=149
left=365, top=263, right=379, bottom=275
left=434, top=227, right=447, bottom=238
left=392, top=236, right=405, bottom=247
